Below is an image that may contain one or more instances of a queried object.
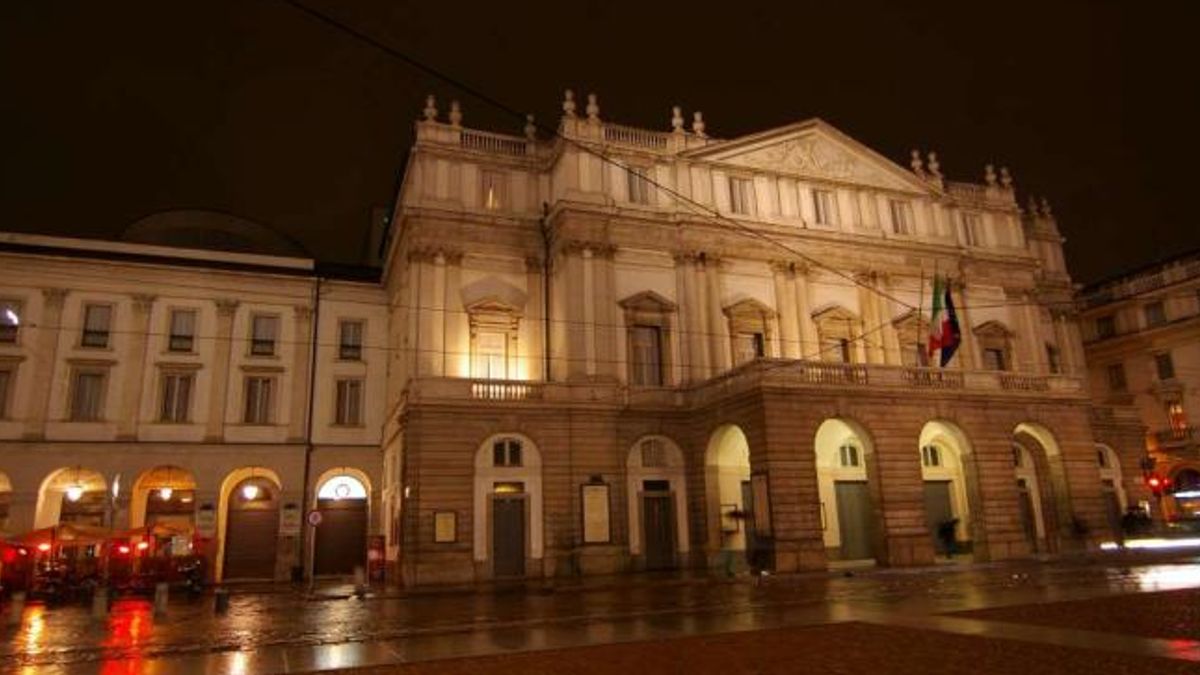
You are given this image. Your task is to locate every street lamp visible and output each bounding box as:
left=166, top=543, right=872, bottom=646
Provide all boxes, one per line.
left=65, top=484, right=84, bottom=502
left=242, top=482, right=260, bottom=501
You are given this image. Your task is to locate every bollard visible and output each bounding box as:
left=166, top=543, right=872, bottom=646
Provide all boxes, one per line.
left=353, top=565, right=367, bottom=597
left=214, top=587, right=230, bottom=614
left=8, top=591, right=25, bottom=625
left=154, top=582, right=169, bottom=617
left=92, top=586, right=110, bottom=620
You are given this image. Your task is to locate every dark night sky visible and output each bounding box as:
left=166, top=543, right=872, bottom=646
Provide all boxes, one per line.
left=3, top=1, right=1197, bottom=283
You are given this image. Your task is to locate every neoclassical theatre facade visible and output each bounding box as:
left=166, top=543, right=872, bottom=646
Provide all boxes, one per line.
left=0, top=92, right=1149, bottom=586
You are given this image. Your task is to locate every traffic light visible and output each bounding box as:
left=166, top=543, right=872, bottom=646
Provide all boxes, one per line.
left=1146, top=474, right=1172, bottom=497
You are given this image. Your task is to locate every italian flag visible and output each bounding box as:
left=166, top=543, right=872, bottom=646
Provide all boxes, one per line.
left=927, top=275, right=962, bottom=367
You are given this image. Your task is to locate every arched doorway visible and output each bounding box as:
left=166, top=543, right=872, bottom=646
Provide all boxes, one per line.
left=313, top=471, right=370, bottom=577
left=626, top=436, right=689, bottom=570
left=918, top=422, right=975, bottom=557
left=36, top=467, right=107, bottom=529
left=814, top=418, right=877, bottom=562
left=1012, top=444, right=1046, bottom=552
left=131, top=466, right=198, bottom=556
left=1171, top=468, right=1200, bottom=522
left=473, top=434, right=543, bottom=579
left=705, top=425, right=752, bottom=564
left=1013, top=423, right=1071, bottom=551
left=1096, top=445, right=1126, bottom=536
left=222, top=471, right=281, bottom=581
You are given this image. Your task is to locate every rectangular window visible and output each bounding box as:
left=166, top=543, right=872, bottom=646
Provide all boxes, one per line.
left=472, top=331, right=507, bottom=379
left=812, top=189, right=838, bottom=225
left=71, top=371, right=106, bottom=421
left=160, top=373, right=193, bottom=423
left=1095, top=315, right=1116, bottom=339
left=888, top=199, right=914, bottom=235
left=1106, top=363, right=1127, bottom=392
left=629, top=325, right=663, bottom=386
left=962, top=213, right=983, bottom=247
left=983, top=347, right=1007, bottom=371
left=492, top=438, right=522, bottom=467
left=1046, top=344, right=1062, bottom=374
left=243, top=376, right=274, bottom=424
left=921, top=445, right=941, bottom=468
left=482, top=170, right=506, bottom=210
left=0, top=299, right=21, bottom=344
left=168, top=309, right=197, bottom=352
left=839, top=444, right=860, bottom=468
left=627, top=167, right=651, bottom=205
left=1143, top=301, right=1166, bottom=327
left=81, top=304, right=112, bottom=348
left=729, top=177, right=755, bottom=215
left=335, top=378, right=364, bottom=426
left=733, top=332, right=765, bottom=365
left=0, top=369, right=10, bottom=419
left=338, top=320, right=364, bottom=360
left=250, top=314, right=278, bottom=356
left=1167, top=400, right=1188, bottom=432
left=1154, top=352, right=1175, bottom=381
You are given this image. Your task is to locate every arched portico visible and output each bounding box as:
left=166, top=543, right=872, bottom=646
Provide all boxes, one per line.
left=704, top=425, right=751, bottom=557
left=918, top=421, right=976, bottom=557
left=814, top=418, right=878, bottom=562
left=473, top=433, right=543, bottom=578
left=311, top=469, right=371, bottom=577
left=626, top=435, right=689, bottom=569
left=1095, top=444, right=1127, bottom=535
left=131, top=465, right=197, bottom=532
left=1012, top=444, right=1047, bottom=552
left=1013, top=422, right=1072, bottom=550
left=35, top=467, right=108, bottom=529
left=216, top=467, right=282, bottom=581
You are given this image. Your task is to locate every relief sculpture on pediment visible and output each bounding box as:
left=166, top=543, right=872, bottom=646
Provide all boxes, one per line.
left=740, top=138, right=857, bottom=179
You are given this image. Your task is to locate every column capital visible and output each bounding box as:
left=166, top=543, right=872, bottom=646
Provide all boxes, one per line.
left=130, top=293, right=157, bottom=313
left=41, top=287, right=68, bottom=308
left=293, top=305, right=314, bottom=321
left=214, top=298, right=240, bottom=317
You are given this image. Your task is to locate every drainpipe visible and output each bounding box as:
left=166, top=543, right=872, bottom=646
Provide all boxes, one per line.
left=299, top=276, right=322, bottom=585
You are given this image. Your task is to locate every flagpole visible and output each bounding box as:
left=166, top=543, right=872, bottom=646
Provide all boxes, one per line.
left=916, top=268, right=925, bottom=367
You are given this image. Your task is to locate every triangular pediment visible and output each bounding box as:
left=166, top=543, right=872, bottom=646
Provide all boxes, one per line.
left=682, top=119, right=933, bottom=194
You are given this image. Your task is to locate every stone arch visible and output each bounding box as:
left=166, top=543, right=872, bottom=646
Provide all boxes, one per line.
left=626, top=435, right=689, bottom=567
left=35, top=467, right=108, bottom=529
left=130, top=465, right=198, bottom=531
left=1012, top=443, right=1048, bottom=551
left=473, top=432, right=544, bottom=574
left=1095, top=444, right=1127, bottom=534
left=814, top=417, right=880, bottom=562
left=311, top=468, right=373, bottom=577
left=918, top=420, right=981, bottom=557
left=215, top=467, right=282, bottom=582
left=1013, top=422, right=1072, bottom=551
left=312, top=467, right=373, bottom=506
left=704, top=424, right=752, bottom=555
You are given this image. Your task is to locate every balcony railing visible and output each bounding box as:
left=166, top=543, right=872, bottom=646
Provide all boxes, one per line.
left=1155, top=426, right=1196, bottom=446
left=602, top=123, right=669, bottom=150
left=470, top=380, right=543, bottom=401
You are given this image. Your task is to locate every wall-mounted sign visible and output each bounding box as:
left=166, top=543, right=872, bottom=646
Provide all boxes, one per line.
left=196, top=504, right=216, bottom=536
left=434, top=511, right=457, bottom=543
left=280, top=504, right=302, bottom=535
left=582, top=484, right=611, bottom=544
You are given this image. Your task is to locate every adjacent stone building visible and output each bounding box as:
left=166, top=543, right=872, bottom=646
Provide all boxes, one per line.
left=0, top=92, right=1150, bottom=586
left=1079, top=250, right=1200, bottom=524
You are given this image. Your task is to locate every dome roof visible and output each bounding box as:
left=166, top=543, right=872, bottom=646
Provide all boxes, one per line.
left=120, top=210, right=310, bottom=258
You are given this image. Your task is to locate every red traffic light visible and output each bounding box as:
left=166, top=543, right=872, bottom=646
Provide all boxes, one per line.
left=1148, top=476, right=1162, bottom=488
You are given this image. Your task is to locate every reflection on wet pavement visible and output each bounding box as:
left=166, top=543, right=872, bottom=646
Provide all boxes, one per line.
left=3, top=557, right=1198, bottom=673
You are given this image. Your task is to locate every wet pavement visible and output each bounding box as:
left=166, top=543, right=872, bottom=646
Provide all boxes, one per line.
left=3, top=553, right=1199, bottom=674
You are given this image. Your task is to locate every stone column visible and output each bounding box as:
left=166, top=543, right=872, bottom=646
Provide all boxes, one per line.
left=582, top=247, right=597, bottom=377
left=204, top=299, right=238, bottom=442
left=1021, top=292, right=1046, bottom=373
left=522, top=257, right=542, bottom=381
left=1053, top=311, right=1078, bottom=375
left=24, top=288, right=68, bottom=439
left=771, top=262, right=800, bottom=359
left=562, top=244, right=589, bottom=380
left=672, top=254, right=694, bottom=383
left=794, top=265, right=819, bottom=360
left=443, top=252, right=465, bottom=377
left=756, top=393, right=827, bottom=572
left=287, top=305, right=314, bottom=442
left=592, top=245, right=619, bottom=379
left=856, top=278, right=884, bottom=363
left=954, top=280, right=981, bottom=369
left=877, top=275, right=902, bottom=365
left=117, top=294, right=155, bottom=439
left=704, top=255, right=729, bottom=373
left=429, top=252, right=446, bottom=377
left=688, top=255, right=711, bottom=378
left=872, top=428, right=936, bottom=567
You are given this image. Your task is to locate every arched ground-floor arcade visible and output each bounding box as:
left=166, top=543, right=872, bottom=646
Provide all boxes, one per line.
left=0, top=442, right=382, bottom=583
left=393, top=383, right=1127, bottom=587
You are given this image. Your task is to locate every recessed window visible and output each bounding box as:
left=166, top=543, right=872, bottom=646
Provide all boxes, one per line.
left=729, top=177, right=755, bottom=215
left=0, top=369, right=11, bottom=419
left=160, top=373, right=193, bottom=423
left=338, top=320, right=364, bottom=360
left=1143, top=301, right=1166, bottom=327
left=250, top=314, right=278, bottom=356
left=243, top=376, right=274, bottom=424
left=921, top=444, right=941, bottom=468
left=1096, top=448, right=1109, bottom=468
left=81, top=304, right=112, bottom=348
left=812, top=189, right=838, bottom=225
left=472, top=331, right=508, bottom=380
left=482, top=170, right=506, bottom=210
left=1106, top=363, right=1127, bottom=392
left=492, top=438, right=523, bottom=467
left=168, top=309, right=196, bottom=352
left=982, top=347, right=1008, bottom=372
left=838, top=443, right=860, bottom=468
left=1045, top=344, right=1062, bottom=374
left=1095, top=315, right=1116, bottom=339
left=0, top=299, right=21, bottom=344
left=629, top=324, right=663, bottom=386
left=1012, top=446, right=1023, bottom=468
left=335, top=378, right=364, bottom=426
left=961, top=212, right=983, bottom=247
left=70, top=371, right=107, bottom=421
left=733, top=331, right=765, bottom=365
left=1154, top=352, right=1175, bottom=381
left=888, top=199, right=914, bottom=235
left=627, top=166, right=651, bottom=205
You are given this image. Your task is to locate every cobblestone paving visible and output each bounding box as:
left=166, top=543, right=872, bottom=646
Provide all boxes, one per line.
left=332, top=622, right=1199, bottom=675
left=952, top=588, right=1200, bottom=641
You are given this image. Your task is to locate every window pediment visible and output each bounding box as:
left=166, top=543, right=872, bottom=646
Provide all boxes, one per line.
left=974, top=320, right=1014, bottom=338
left=618, top=290, right=676, bottom=313
left=811, top=304, right=858, bottom=323
left=723, top=297, right=775, bottom=320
